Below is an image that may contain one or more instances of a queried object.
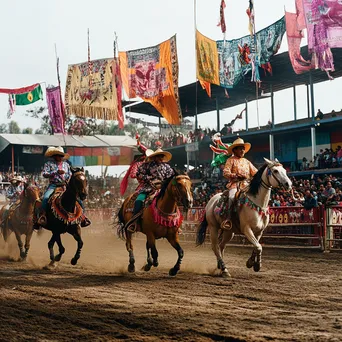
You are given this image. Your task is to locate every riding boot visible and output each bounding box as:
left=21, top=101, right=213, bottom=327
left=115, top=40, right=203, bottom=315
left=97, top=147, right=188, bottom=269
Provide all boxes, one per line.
left=81, top=216, right=91, bottom=227
left=37, top=210, right=47, bottom=227
left=127, top=200, right=143, bottom=233
left=221, top=194, right=233, bottom=230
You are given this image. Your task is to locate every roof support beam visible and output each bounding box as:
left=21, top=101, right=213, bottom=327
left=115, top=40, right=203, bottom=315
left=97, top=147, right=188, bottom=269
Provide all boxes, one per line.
left=271, top=84, right=275, bottom=129
left=293, top=84, right=297, bottom=122
left=216, top=97, right=220, bottom=132
left=309, top=72, right=315, bottom=121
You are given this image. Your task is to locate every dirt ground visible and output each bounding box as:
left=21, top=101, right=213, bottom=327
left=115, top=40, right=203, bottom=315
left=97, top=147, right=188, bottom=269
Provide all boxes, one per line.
left=0, top=224, right=342, bottom=342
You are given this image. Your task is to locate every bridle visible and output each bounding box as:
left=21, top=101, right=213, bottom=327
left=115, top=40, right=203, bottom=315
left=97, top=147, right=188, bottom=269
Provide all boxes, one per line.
left=169, top=175, right=191, bottom=204
left=261, top=163, right=284, bottom=190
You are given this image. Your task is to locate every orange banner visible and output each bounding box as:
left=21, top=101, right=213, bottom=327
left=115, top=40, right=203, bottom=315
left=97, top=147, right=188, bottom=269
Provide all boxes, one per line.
left=119, top=36, right=182, bottom=125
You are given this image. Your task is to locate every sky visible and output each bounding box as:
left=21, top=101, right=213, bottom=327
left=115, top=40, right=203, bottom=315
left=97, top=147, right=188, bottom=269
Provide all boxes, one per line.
left=0, top=0, right=340, bottom=133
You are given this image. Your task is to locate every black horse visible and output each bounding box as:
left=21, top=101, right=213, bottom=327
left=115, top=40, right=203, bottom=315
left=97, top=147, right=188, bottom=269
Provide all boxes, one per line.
left=35, top=167, right=89, bottom=268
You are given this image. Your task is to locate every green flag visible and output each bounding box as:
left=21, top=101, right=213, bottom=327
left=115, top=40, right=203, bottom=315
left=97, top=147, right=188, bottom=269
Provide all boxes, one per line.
left=15, top=85, right=43, bottom=106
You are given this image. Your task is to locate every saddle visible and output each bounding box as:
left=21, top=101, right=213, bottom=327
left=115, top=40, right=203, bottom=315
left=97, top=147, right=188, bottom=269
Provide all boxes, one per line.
left=49, top=191, right=84, bottom=225
left=124, top=191, right=158, bottom=214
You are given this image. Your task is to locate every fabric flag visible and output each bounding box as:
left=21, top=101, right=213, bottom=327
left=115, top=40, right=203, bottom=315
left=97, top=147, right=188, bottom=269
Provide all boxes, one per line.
left=285, top=12, right=312, bottom=74
left=65, top=58, right=119, bottom=120
left=246, top=0, right=255, bottom=36
left=199, top=80, right=211, bottom=98
left=119, top=35, right=182, bottom=125
left=217, top=0, right=227, bottom=35
left=0, top=83, right=40, bottom=94
left=302, top=0, right=342, bottom=74
left=46, top=86, right=65, bottom=133
left=15, top=84, right=43, bottom=106
left=295, top=0, right=306, bottom=30
left=7, top=94, right=16, bottom=117
left=217, top=17, right=286, bottom=88
left=196, top=30, right=220, bottom=86
left=113, top=58, right=124, bottom=129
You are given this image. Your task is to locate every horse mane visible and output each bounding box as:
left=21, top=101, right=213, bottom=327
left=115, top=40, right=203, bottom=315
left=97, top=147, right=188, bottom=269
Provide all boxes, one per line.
left=157, top=168, right=183, bottom=200
left=248, top=163, right=268, bottom=196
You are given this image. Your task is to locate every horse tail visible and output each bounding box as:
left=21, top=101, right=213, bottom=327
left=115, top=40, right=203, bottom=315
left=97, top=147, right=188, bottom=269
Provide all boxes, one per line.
left=196, top=213, right=208, bottom=246
left=116, top=203, right=126, bottom=239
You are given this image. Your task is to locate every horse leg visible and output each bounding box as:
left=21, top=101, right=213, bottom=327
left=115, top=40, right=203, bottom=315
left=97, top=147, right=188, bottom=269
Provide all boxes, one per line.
left=71, top=225, right=83, bottom=265
left=243, top=227, right=263, bottom=272
left=14, top=230, right=25, bottom=260
left=46, top=234, right=58, bottom=267
left=54, top=234, right=65, bottom=262
left=143, top=235, right=155, bottom=272
left=126, top=232, right=135, bottom=273
left=151, top=244, right=159, bottom=267
left=23, top=229, right=33, bottom=260
left=167, top=233, right=183, bottom=277
left=218, top=230, right=234, bottom=277
left=210, top=224, right=229, bottom=277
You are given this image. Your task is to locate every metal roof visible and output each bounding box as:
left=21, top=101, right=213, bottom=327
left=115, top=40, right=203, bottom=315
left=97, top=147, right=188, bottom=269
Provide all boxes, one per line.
left=129, top=47, right=342, bottom=117
left=0, top=134, right=137, bottom=153
left=94, top=135, right=137, bottom=147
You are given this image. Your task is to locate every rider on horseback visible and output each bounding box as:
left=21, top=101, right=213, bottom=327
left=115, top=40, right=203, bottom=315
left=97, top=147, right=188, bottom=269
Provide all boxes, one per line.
left=0, top=175, right=24, bottom=228
left=221, top=138, right=257, bottom=229
left=37, top=146, right=91, bottom=228
left=126, top=148, right=174, bottom=232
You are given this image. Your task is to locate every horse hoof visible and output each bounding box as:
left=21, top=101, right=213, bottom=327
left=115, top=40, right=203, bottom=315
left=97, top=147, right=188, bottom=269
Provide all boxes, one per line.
left=143, top=264, right=152, bottom=272
left=54, top=255, right=62, bottom=262
left=20, top=252, right=26, bottom=259
left=71, top=258, right=78, bottom=266
left=169, top=268, right=178, bottom=277
left=246, top=259, right=254, bottom=269
left=153, top=261, right=159, bottom=267
left=253, top=262, right=261, bottom=272
left=44, top=261, right=57, bottom=270
left=222, top=270, right=231, bottom=278
left=128, top=264, right=135, bottom=273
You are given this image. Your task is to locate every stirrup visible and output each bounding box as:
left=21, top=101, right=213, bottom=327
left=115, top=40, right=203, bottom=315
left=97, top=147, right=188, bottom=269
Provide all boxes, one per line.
left=127, top=223, right=137, bottom=233
left=37, top=215, right=47, bottom=226
left=81, top=217, right=91, bottom=227
left=221, top=219, right=232, bottom=230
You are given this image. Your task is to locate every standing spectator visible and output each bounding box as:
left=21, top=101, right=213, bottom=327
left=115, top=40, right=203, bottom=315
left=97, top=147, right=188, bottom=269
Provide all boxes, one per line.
left=303, top=190, right=318, bottom=210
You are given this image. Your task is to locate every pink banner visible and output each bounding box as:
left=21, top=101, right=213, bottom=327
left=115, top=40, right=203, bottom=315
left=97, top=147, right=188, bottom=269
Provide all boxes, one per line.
left=46, top=86, right=65, bottom=134
left=295, top=0, right=306, bottom=31
left=285, top=12, right=313, bottom=74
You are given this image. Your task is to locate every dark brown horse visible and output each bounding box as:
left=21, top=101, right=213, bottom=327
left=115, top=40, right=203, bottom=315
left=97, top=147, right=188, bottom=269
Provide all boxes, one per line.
left=35, top=167, right=88, bottom=268
left=117, top=171, right=193, bottom=276
left=0, top=183, right=40, bottom=260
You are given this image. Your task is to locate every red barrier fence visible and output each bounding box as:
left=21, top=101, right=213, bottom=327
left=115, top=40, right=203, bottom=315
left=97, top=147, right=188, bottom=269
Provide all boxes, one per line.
left=90, top=205, right=342, bottom=250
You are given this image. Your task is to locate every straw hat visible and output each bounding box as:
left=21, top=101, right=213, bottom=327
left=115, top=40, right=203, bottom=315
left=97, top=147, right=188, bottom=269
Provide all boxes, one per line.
left=45, top=146, right=70, bottom=159
left=10, top=175, right=23, bottom=183
left=145, top=148, right=172, bottom=163
left=227, top=138, right=251, bottom=155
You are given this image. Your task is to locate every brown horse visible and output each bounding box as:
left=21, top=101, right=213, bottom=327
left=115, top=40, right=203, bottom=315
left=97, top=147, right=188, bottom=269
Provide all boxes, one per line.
left=117, top=171, right=193, bottom=276
left=1, top=183, right=40, bottom=260
left=34, top=167, right=88, bottom=268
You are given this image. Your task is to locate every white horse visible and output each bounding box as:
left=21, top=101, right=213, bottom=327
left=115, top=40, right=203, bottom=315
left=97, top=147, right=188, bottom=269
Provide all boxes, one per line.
left=196, top=158, right=293, bottom=277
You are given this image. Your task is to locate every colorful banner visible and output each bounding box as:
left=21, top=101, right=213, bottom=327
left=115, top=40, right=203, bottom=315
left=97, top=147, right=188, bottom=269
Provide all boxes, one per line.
left=285, top=12, right=313, bottom=74
left=295, top=0, right=306, bottom=30
left=46, top=86, right=65, bottom=134
left=119, top=35, right=182, bottom=125
left=196, top=30, right=220, bottom=86
left=113, top=58, right=124, bottom=129
left=0, top=83, right=40, bottom=94
left=22, top=146, right=44, bottom=154
left=217, top=17, right=286, bottom=88
left=15, top=84, right=43, bottom=106
left=302, top=0, right=342, bottom=73
left=65, top=58, right=119, bottom=120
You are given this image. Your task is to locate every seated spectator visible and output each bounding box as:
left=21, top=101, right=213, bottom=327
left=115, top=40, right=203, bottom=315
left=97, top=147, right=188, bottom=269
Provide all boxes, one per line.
left=303, top=190, right=318, bottom=210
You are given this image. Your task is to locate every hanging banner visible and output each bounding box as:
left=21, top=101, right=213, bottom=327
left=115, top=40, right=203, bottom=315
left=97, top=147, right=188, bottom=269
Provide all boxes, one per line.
left=22, top=146, right=44, bottom=154
left=65, top=58, right=119, bottom=120
left=113, top=58, right=124, bottom=129
left=46, top=86, right=65, bottom=134
left=15, top=84, right=43, bottom=106
left=0, top=83, right=40, bottom=95
left=119, top=35, right=182, bottom=125
left=196, top=30, right=220, bottom=86
left=285, top=12, right=312, bottom=74
left=217, top=17, right=286, bottom=88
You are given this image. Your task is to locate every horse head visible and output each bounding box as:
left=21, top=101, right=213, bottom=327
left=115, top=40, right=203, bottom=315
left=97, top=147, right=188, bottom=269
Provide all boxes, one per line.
left=23, top=182, right=41, bottom=202
left=69, top=167, right=88, bottom=200
left=169, top=170, right=193, bottom=210
left=263, top=158, right=292, bottom=190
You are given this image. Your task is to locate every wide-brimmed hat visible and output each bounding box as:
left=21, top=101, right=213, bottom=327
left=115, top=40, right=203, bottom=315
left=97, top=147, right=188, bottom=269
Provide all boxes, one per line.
left=45, top=146, right=70, bottom=159
left=145, top=148, right=172, bottom=163
left=10, top=175, right=23, bottom=183
left=227, top=138, right=251, bottom=155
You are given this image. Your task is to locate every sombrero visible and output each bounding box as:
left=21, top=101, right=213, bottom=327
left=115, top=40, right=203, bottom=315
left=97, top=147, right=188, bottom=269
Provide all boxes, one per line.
left=227, top=138, right=251, bottom=155
left=145, top=148, right=172, bottom=163
left=10, top=175, right=23, bottom=183
left=45, top=146, right=70, bottom=159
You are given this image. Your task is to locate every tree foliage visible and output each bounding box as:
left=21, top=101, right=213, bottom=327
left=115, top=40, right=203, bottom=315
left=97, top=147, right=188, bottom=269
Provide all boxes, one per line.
left=8, top=121, right=21, bottom=134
